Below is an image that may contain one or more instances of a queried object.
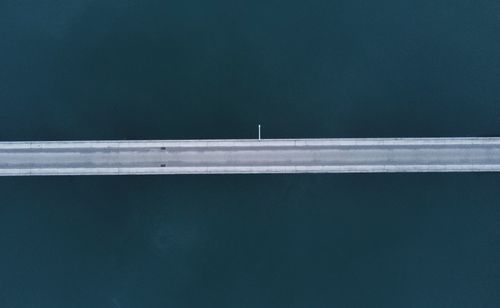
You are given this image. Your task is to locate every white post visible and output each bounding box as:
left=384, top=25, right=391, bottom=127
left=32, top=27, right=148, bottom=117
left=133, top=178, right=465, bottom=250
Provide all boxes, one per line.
left=258, top=124, right=261, bottom=141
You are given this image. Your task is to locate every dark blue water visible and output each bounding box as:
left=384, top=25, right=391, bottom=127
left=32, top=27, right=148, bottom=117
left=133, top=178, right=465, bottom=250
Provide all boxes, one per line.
left=1, top=1, right=499, bottom=307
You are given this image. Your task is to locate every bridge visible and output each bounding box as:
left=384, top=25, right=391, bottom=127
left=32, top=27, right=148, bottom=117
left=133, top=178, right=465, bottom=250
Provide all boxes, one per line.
left=1, top=138, right=500, bottom=176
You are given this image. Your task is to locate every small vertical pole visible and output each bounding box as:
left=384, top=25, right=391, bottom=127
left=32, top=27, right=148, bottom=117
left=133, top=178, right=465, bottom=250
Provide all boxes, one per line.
left=258, top=124, right=261, bottom=141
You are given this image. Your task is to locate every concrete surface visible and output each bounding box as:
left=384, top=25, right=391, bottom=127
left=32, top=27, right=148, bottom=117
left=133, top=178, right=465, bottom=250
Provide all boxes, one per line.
left=1, top=138, right=500, bottom=176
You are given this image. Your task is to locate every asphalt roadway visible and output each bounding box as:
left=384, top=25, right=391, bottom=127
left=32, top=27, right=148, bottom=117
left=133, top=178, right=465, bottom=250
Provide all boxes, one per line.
left=1, top=138, right=500, bottom=176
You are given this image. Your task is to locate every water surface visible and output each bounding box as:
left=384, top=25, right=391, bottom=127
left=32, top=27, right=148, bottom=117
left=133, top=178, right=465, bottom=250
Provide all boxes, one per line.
left=0, top=1, right=499, bottom=307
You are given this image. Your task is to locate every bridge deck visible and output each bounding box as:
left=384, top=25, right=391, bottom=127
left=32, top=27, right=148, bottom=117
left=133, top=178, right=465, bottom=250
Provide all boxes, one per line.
left=1, top=138, right=500, bottom=175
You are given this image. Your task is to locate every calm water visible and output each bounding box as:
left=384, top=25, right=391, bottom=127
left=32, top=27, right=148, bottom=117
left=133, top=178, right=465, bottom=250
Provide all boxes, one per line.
left=1, top=1, right=499, bottom=307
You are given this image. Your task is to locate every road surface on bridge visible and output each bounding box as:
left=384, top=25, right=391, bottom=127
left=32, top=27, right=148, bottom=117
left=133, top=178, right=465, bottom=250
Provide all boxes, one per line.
left=1, top=138, right=500, bottom=176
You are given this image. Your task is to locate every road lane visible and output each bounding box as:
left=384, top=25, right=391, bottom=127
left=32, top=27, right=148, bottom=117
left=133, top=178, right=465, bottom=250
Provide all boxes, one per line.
left=1, top=138, right=500, bottom=175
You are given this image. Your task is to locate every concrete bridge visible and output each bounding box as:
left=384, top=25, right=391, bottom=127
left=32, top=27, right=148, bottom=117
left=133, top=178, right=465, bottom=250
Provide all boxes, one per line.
left=1, top=138, right=500, bottom=176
